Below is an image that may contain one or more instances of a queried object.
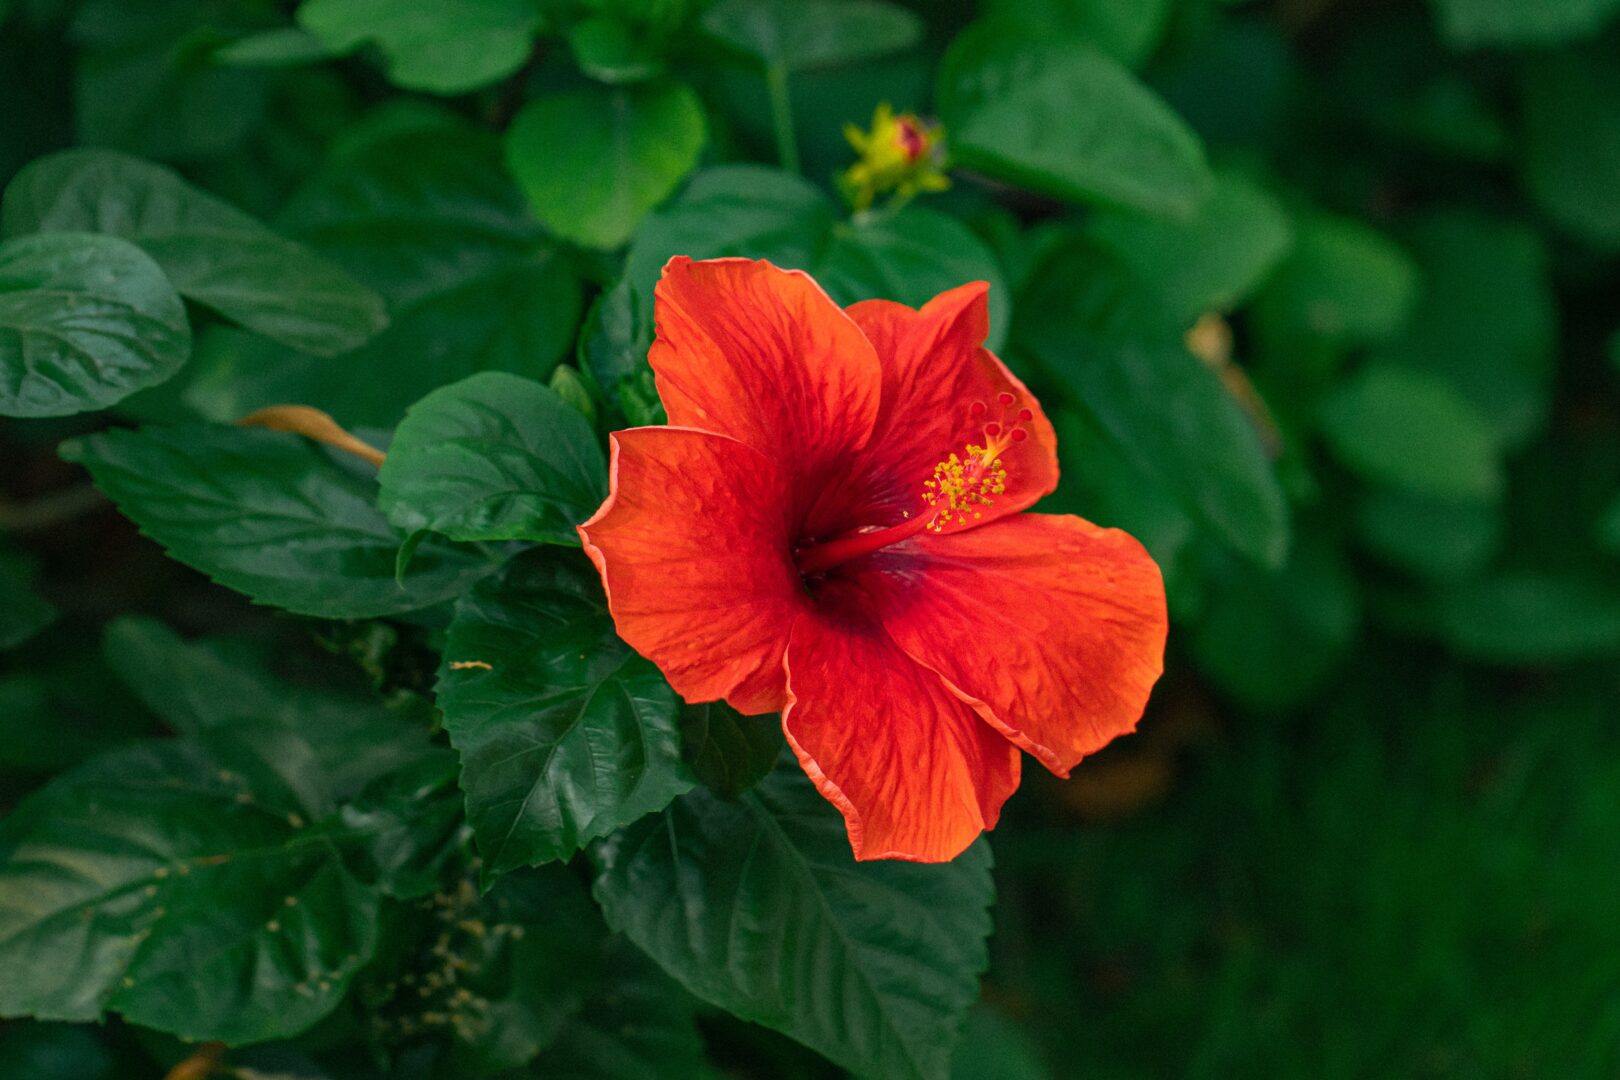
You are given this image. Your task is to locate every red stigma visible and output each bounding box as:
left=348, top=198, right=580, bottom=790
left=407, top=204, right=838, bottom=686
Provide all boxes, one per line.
left=997, top=392, right=1015, bottom=406
left=969, top=401, right=987, bottom=417
left=984, top=422, right=1001, bottom=437
left=1017, top=408, right=1033, bottom=422
left=1010, top=428, right=1028, bottom=442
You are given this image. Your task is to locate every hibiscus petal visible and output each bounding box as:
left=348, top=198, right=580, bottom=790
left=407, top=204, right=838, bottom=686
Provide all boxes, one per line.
left=782, top=584, right=1022, bottom=862
left=834, top=283, right=1059, bottom=536
left=853, top=513, right=1167, bottom=777
left=578, top=426, right=805, bottom=714
left=650, top=257, right=882, bottom=527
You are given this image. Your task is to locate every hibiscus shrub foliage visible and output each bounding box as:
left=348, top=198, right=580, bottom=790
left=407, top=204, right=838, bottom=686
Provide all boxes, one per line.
left=5, top=0, right=1620, bottom=1077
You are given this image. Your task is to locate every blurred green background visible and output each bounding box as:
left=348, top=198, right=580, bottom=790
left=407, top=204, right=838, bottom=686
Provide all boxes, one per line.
left=4, top=0, right=1620, bottom=1077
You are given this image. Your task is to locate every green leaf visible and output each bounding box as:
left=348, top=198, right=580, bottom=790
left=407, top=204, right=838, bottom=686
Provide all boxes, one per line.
left=1024, top=328, right=1289, bottom=568
left=506, top=82, right=706, bottom=251
left=0, top=1023, right=117, bottom=1080
left=296, top=0, right=544, bottom=94
left=187, top=125, right=583, bottom=428
left=1254, top=212, right=1418, bottom=346
left=680, top=700, right=783, bottom=799
left=981, top=0, right=1173, bottom=68
left=1369, top=211, right=1555, bottom=449
left=937, top=19, right=1212, bottom=217
left=2, top=149, right=388, bottom=356
left=1317, top=363, right=1503, bottom=502
left=578, top=279, right=665, bottom=427
left=1521, top=50, right=1620, bottom=248
left=378, top=372, right=607, bottom=545
left=950, top=1006, right=1053, bottom=1080
left=1087, top=169, right=1293, bottom=325
left=1190, top=529, right=1360, bottom=711
left=0, top=543, right=55, bottom=649
left=701, top=0, right=923, bottom=71
left=213, top=27, right=336, bottom=67
left=0, top=728, right=379, bottom=1042
left=628, top=167, right=1012, bottom=349
left=60, top=424, right=493, bottom=619
left=72, top=0, right=270, bottom=162
left=437, top=552, right=692, bottom=878
left=1431, top=0, right=1620, bottom=48
left=594, top=762, right=995, bottom=1080
left=0, top=232, right=189, bottom=417
left=100, top=616, right=438, bottom=797
left=337, top=749, right=470, bottom=900
left=1438, top=573, right=1620, bottom=663
left=533, top=937, right=710, bottom=1080
left=1354, top=487, right=1500, bottom=581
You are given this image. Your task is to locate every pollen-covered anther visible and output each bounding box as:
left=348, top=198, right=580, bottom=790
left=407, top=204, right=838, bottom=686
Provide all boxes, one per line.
left=922, top=444, right=1007, bottom=531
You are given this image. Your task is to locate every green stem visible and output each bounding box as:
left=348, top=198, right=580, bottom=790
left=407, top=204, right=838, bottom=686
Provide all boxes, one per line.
left=765, top=63, right=800, bottom=176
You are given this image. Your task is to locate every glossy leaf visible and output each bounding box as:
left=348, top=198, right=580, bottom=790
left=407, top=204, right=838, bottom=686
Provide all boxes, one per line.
left=0, top=728, right=379, bottom=1043
left=505, top=82, right=706, bottom=250
left=680, top=700, right=783, bottom=798
left=378, top=372, right=607, bottom=544
left=2, top=149, right=387, bottom=356
left=594, top=763, right=995, bottom=1080
left=60, top=424, right=494, bottom=618
left=0, top=232, right=189, bottom=417
left=937, top=19, right=1211, bottom=217
left=437, top=553, right=692, bottom=878
left=296, top=0, right=544, bottom=94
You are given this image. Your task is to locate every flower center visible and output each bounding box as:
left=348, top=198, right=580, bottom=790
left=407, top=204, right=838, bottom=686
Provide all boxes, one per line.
left=793, top=392, right=1031, bottom=575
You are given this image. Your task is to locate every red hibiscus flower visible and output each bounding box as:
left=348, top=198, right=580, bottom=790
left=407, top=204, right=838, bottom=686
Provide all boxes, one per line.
left=578, top=258, right=1168, bottom=863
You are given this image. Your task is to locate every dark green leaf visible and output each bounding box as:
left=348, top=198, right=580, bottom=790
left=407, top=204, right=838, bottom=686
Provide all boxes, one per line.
left=505, top=82, right=706, bottom=250
left=1438, top=573, right=1620, bottom=663
left=378, top=372, right=607, bottom=544
left=1190, top=530, right=1360, bottom=711
left=1253, top=212, right=1417, bottom=346
left=296, top=0, right=544, bottom=95
left=594, top=762, right=995, bottom=1080
left=1087, top=169, right=1292, bottom=325
left=1431, top=0, right=1620, bottom=48
left=2, top=149, right=388, bottom=356
left=1317, top=363, right=1503, bottom=502
left=0, top=728, right=378, bottom=1042
left=1025, top=329, right=1289, bottom=567
left=1371, top=210, right=1555, bottom=448
left=72, top=0, right=270, bottom=162
left=0, top=1023, right=117, bottom=1080
left=937, top=19, right=1211, bottom=217
left=702, top=0, right=922, bottom=71
left=950, top=1006, right=1052, bottom=1080
left=980, top=0, right=1172, bottom=68
left=1354, top=487, right=1500, bottom=581
left=189, top=125, right=583, bottom=428
left=100, top=616, right=438, bottom=797
left=0, top=232, right=189, bottom=417
left=533, top=938, right=710, bottom=1080
left=578, top=278, right=665, bottom=427
left=0, top=543, right=56, bottom=649
left=680, top=700, right=783, bottom=798
left=337, top=749, right=469, bottom=900
left=629, top=168, right=1011, bottom=349
left=437, top=553, right=692, bottom=878
left=1521, top=50, right=1620, bottom=248
left=60, top=424, right=493, bottom=618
